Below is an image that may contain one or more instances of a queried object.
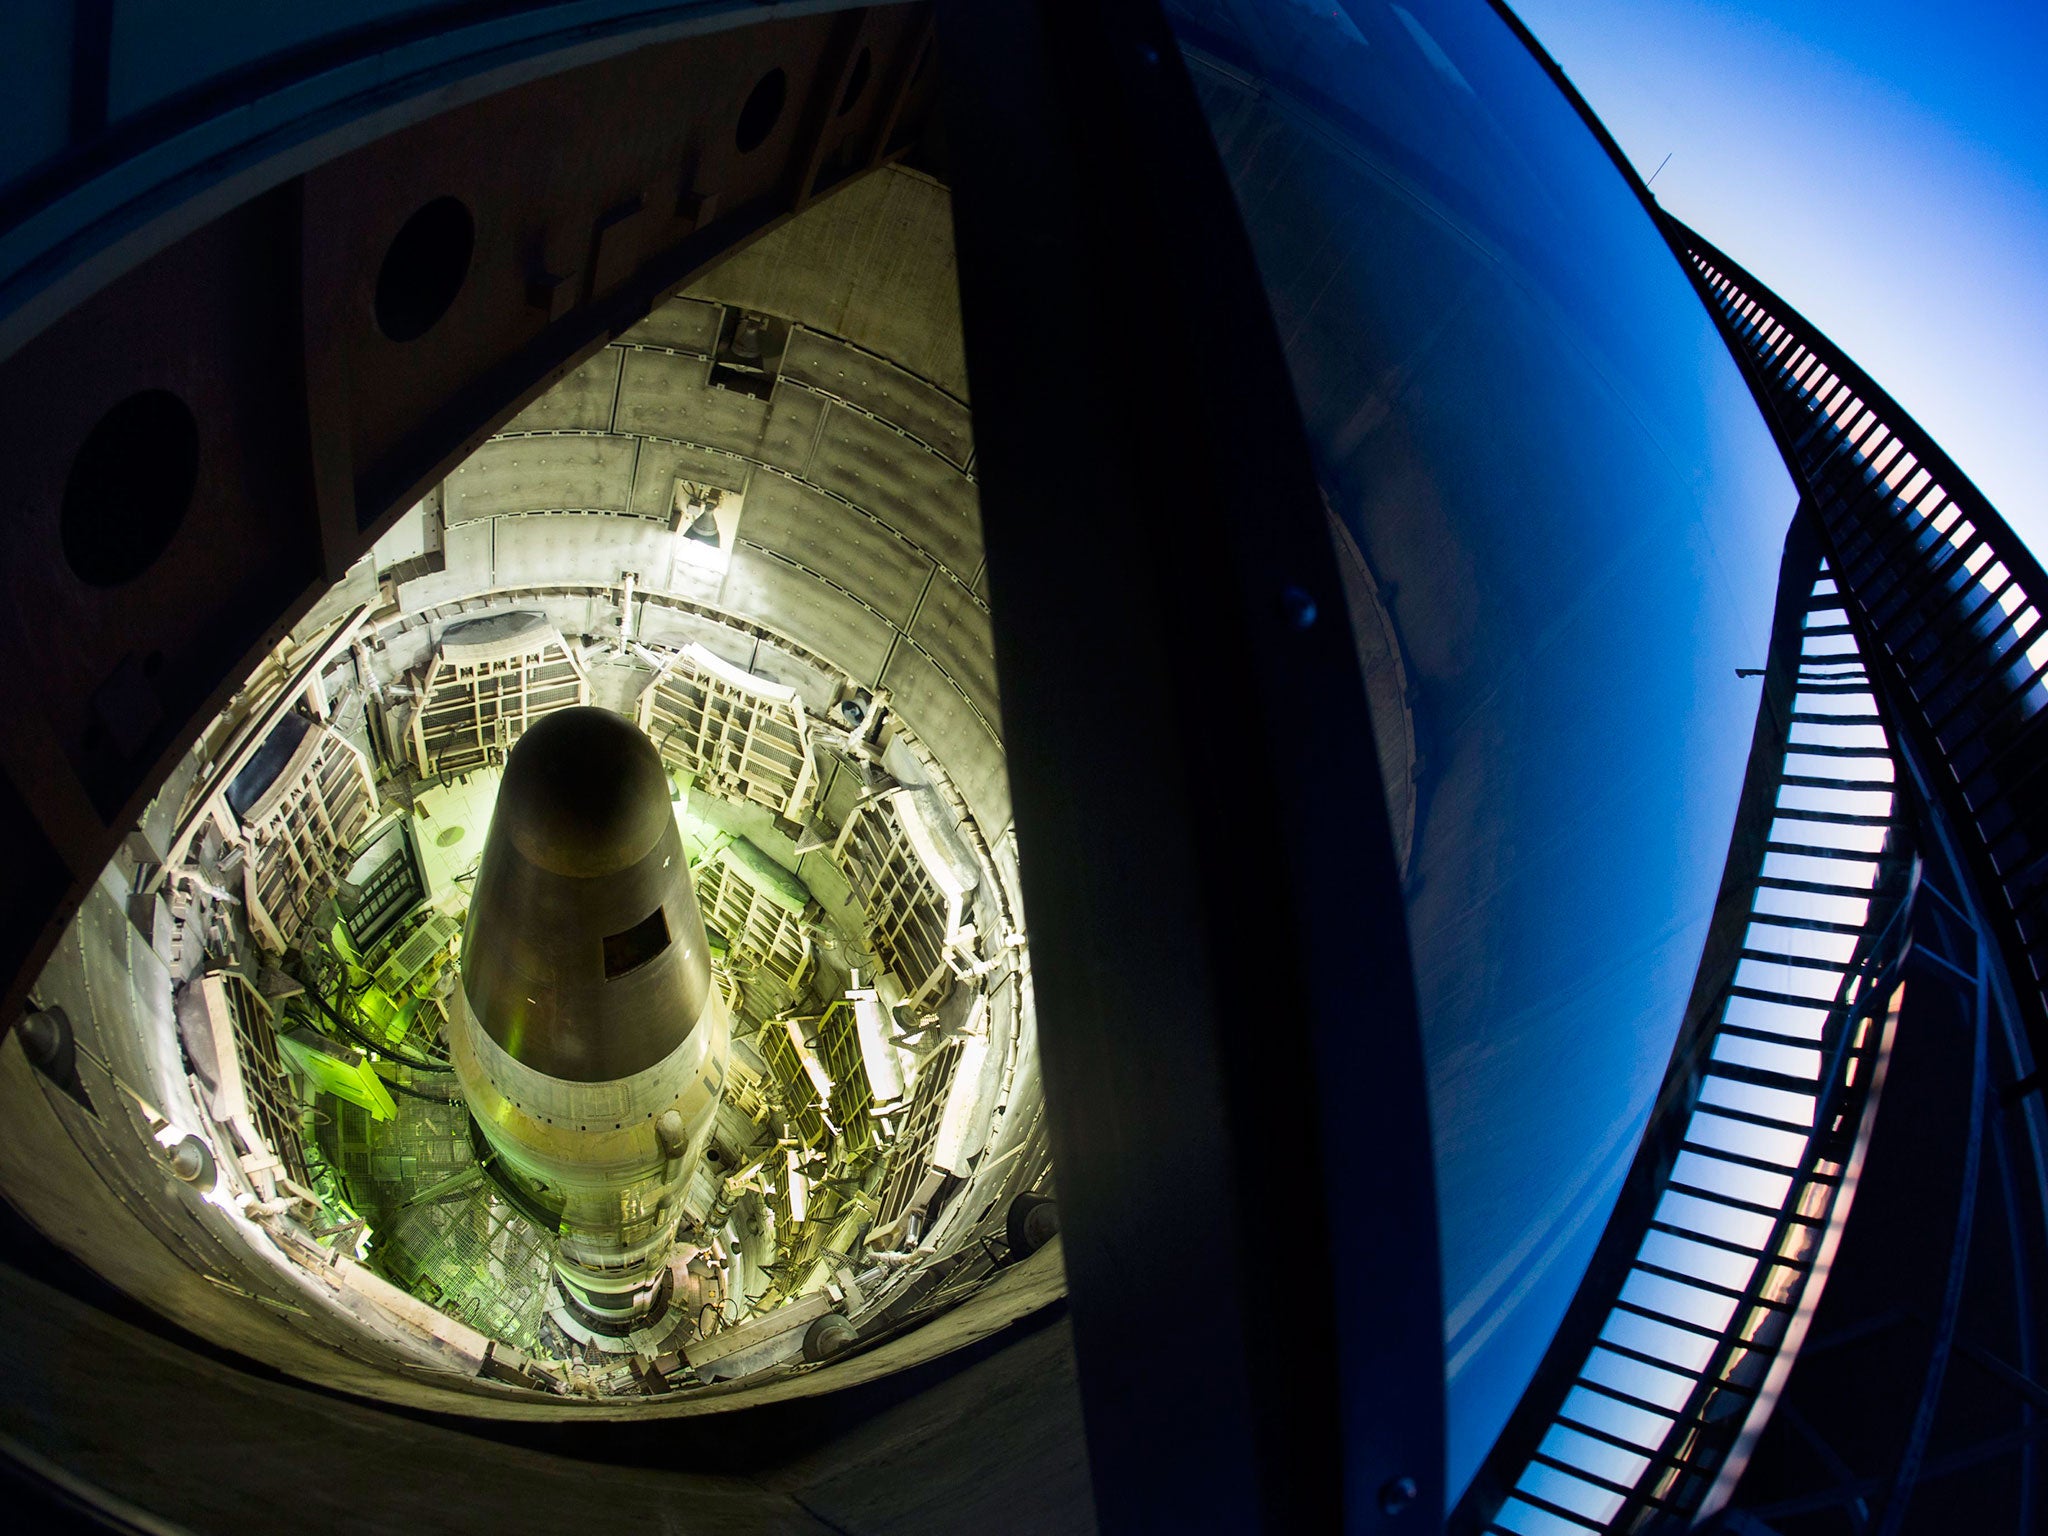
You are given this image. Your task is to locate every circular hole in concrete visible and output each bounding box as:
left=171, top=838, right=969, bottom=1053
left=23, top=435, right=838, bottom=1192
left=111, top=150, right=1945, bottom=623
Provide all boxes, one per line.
left=375, top=196, right=474, bottom=342
left=60, top=389, right=199, bottom=587
left=436, top=825, right=465, bottom=848
left=736, top=67, right=788, bottom=153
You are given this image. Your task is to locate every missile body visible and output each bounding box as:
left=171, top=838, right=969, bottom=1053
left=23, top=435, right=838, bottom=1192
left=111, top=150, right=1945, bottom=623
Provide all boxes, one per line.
left=448, top=707, right=728, bottom=1336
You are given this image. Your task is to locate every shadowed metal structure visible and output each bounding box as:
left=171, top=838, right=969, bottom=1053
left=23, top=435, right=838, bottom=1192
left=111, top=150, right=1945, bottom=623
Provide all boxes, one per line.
left=0, top=3, right=2040, bottom=1534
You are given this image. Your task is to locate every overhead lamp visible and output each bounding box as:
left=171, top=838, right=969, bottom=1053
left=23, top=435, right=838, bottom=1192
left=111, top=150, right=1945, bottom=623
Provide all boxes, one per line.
left=674, top=508, right=730, bottom=574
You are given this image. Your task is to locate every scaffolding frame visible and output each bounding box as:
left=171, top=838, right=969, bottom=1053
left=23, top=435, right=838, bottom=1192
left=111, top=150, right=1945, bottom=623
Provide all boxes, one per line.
left=196, top=969, right=311, bottom=1199
left=872, top=1038, right=964, bottom=1232
left=409, top=615, right=587, bottom=777
left=813, top=1000, right=876, bottom=1158
left=834, top=792, right=964, bottom=1008
left=637, top=643, right=817, bottom=822
left=754, top=1017, right=828, bottom=1151
left=695, top=848, right=815, bottom=1003
left=239, top=723, right=379, bottom=953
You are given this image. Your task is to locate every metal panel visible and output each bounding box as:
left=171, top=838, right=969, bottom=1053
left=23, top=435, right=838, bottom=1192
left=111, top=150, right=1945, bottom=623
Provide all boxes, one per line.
left=834, top=795, right=958, bottom=1008
left=695, top=855, right=815, bottom=996
left=615, top=348, right=769, bottom=456
left=781, top=329, right=973, bottom=468
left=290, top=556, right=378, bottom=645
left=446, top=435, right=636, bottom=522
left=753, top=1011, right=828, bottom=1149
left=806, top=404, right=981, bottom=579
left=880, top=640, right=1009, bottom=843
left=757, top=386, right=829, bottom=477
left=619, top=297, right=724, bottom=355
left=634, top=606, right=762, bottom=672
left=240, top=725, right=379, bottom=953
left=503, top=350, right=623, bottom=434
left=873, top=1039, right=963, bottom=1227
left=488, top=512, right=675, bottom=592
left=395, top=520, right=492, bottom=613
left=198, top=971, right=310, bottom=1197
left=737, top=474, right=933, bottom=629
left=639, top=648, right=818, bottom=822
left=444, top=519, right=492, bottom=588
left=627, top=438, right=751, bottom=518
left=719, top=544, right=895, bottom=685
left=810, top=1002, right=875, bottom=1157
left=410, top=617, right=587, bottom=776
left=818, top=760, right=863, bottom=840
left=909, top=570, right=1001, bottom=733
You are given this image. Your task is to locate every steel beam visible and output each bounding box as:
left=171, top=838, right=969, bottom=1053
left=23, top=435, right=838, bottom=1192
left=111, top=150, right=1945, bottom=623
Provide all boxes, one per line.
left=938, top=2, right=1442, bottom=1529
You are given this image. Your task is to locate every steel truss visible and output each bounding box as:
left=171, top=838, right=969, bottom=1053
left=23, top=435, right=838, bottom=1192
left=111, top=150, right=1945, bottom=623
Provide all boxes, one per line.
left=1667, top=221, right=2048, bottom=1536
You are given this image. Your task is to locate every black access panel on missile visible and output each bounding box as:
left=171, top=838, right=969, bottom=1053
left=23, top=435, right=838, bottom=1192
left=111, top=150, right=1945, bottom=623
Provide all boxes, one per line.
left=0, top=4, right=2039, bottom=1535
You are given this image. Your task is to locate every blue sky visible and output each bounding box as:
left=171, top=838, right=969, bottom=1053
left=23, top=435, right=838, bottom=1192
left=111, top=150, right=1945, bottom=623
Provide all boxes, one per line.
left=1510, top=0, right=2048, bottom=557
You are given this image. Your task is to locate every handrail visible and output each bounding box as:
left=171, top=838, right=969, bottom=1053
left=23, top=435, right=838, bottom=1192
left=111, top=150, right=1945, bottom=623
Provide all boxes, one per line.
left=1453, top=521, right=1918, bottom=1535
left=1665, top=217, right=2048, bottom=1082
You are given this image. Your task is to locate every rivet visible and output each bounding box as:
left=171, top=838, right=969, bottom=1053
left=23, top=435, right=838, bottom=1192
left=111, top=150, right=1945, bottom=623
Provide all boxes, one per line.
left=1280, top=585, right=1319, bottom=630
left=1379, top=1476, right=1418, bottom=1517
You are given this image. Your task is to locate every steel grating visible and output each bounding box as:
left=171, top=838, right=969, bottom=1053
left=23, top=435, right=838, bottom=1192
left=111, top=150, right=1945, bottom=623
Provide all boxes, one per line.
left=383, top=1190, right=555, bottom=1353
left=320, top=1093, right=556, bottom=1355
left=1673, top=220, right=2048, bottom=1073
left=874, top=1038, right=963, bottom=1232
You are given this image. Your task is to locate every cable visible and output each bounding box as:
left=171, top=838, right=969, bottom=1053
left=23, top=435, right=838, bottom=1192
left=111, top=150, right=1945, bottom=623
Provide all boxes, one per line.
left=464, top=1115, right=561, bottom=1229
left=330, top=1002, right=451, bottom=1074
left=373, top=1069, right=462, bottom=1103
left=285, top=962, right=452, bottom=1074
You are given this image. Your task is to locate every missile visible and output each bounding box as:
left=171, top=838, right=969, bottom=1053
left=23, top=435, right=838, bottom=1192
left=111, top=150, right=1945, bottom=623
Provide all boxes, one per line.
left=447, top=706, right=729, bottom=1339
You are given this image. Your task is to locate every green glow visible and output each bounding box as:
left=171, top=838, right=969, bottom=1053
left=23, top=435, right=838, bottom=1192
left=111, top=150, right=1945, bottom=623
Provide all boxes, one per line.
left=279, top=1029, right=397, bottom=1121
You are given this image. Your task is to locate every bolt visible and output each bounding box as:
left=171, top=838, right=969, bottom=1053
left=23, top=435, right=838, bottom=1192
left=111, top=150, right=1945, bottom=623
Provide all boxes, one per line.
left=1280, top=585, right=1319, bottom=630
left=1379, top=1475, right=1418, bottom=1517
left=168, top=1135, right=216, bottom=1187
left=17, top=1009, right=64, bottom=1070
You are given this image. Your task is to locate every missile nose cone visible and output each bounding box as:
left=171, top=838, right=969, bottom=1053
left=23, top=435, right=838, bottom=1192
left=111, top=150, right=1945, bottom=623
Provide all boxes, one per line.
left=500, top=707, right=675, bottom=878
left=460, top=707, right=711, bottom=1082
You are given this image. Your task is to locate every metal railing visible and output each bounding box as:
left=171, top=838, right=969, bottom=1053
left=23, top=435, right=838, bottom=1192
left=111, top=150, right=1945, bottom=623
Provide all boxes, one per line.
left=1669, top=219, right=2048, bottom=1079
left=1457, top=536, right=1918, bottom=1535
